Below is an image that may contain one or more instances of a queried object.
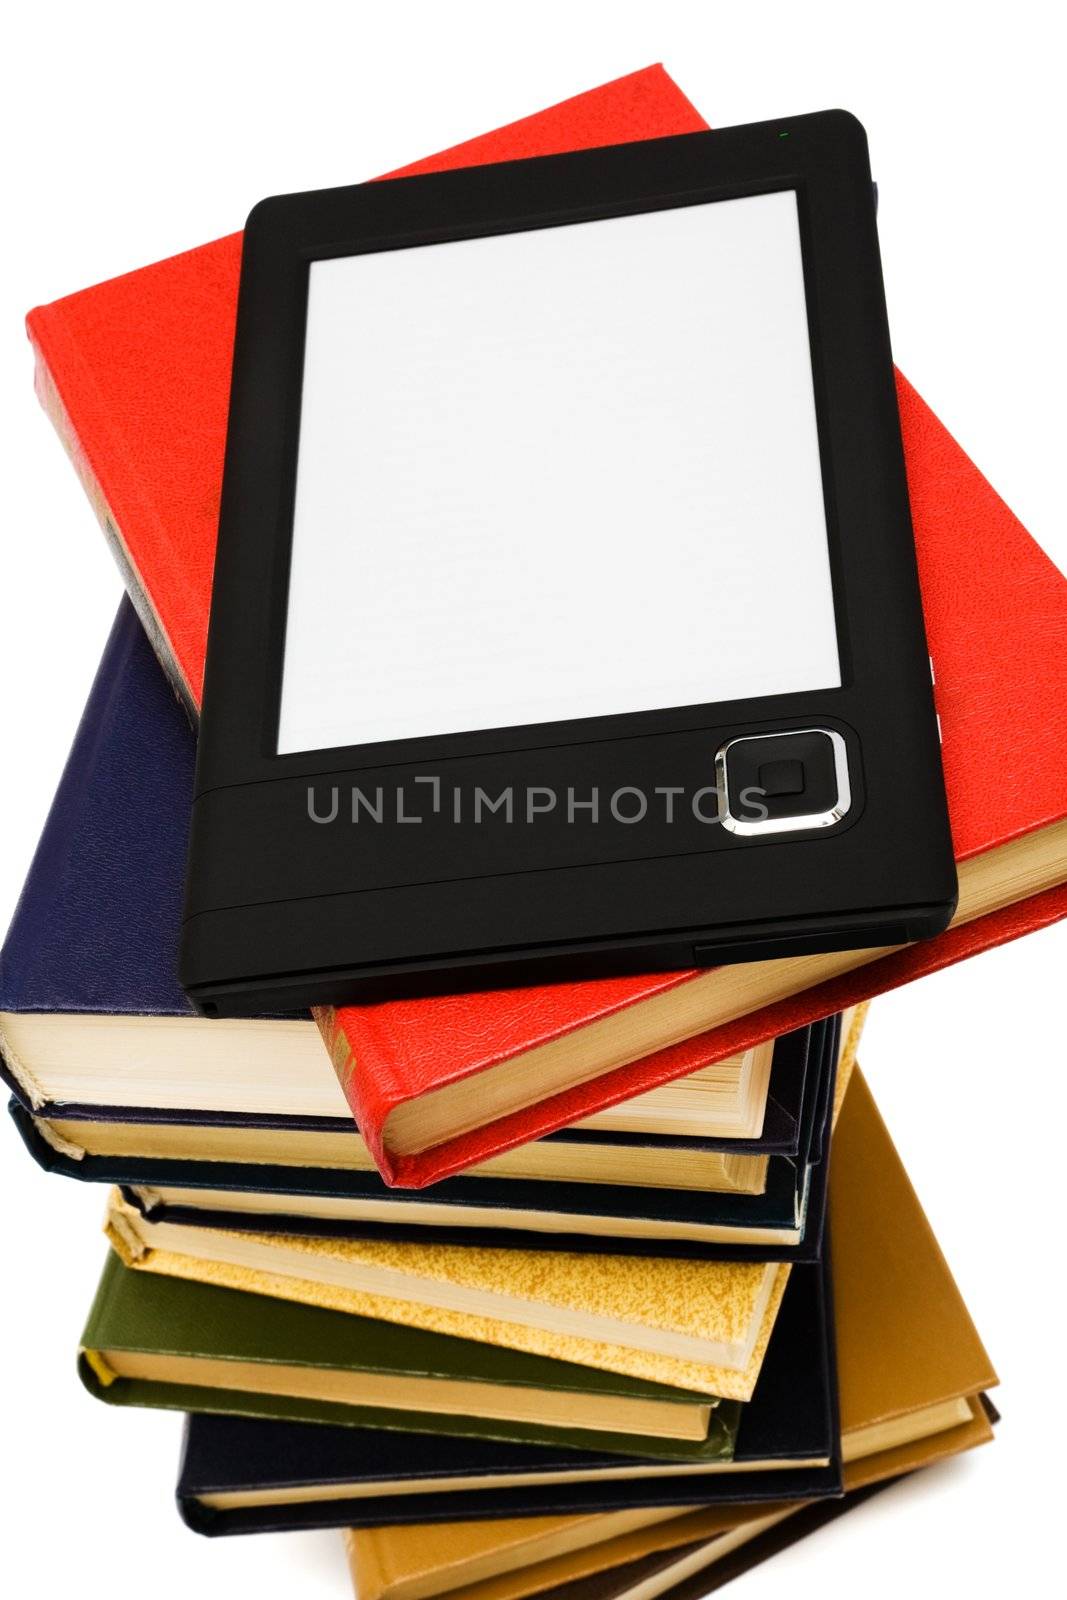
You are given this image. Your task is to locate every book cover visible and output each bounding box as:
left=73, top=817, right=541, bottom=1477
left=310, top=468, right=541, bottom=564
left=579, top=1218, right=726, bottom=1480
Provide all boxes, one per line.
left=0, top=599, right=828, bottom=1229
left=354, top=1403, right=994, bottom=1600
left=343, top=1064, right=996, bottom=1600
left=443, top=1483, right=899, bottom=1600
left=110, top=1127, right=827, bottom=1257
left=174, top=1254, right=836, bottom=1536
left=26, top=68, right=1067, bottom=1185
left=6, top=1005, right=845, bottom=1263
left=8, top=1097, right=827, bottom=1263
left=106, top=1191, right=793, bottom=1401
left=342, top=1510, right=696, bottom=1600
left=26, top=67, right=706, bottom=710
left=78, top=1253, right=738, bottom=1463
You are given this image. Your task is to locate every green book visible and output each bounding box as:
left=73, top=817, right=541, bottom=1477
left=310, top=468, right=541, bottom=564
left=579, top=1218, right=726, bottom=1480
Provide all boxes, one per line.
left=79, top=1253, right=739, bottom=1463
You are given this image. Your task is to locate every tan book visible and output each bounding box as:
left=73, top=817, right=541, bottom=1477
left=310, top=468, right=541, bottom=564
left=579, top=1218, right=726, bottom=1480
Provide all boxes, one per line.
left=105, top=1194, right=789, bottom=1400
left=344, top=1068, right=995, bottom=1600
left=424, top=1408, right=994, bottom=1600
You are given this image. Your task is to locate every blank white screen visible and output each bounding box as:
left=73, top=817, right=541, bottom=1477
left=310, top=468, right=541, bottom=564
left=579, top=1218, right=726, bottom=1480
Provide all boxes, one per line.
left=277, top=190, right=840, bottom=755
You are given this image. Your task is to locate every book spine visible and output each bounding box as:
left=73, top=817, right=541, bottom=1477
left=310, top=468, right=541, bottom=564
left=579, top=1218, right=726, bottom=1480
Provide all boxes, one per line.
left=343, top=1527, right=389, bottom=1600
left=79, top=1249, right=125, bottom=1350
left=314, top=1006, right=401, bottom=1183
left=26, top=320, right=198, bottom=717
left=0, top=605, right=133, bottom=1089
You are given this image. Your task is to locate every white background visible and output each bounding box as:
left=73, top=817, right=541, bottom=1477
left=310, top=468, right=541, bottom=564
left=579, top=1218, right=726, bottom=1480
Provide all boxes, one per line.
left=1, top=4, right=1063, bottom=1596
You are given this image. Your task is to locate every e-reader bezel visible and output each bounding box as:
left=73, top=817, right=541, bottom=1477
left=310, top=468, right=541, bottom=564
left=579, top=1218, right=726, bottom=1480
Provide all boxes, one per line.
left=182, top=111, right=956, bottom=1014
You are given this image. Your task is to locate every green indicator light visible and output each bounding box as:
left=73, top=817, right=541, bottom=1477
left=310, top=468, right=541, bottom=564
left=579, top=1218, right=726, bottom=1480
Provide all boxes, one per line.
left=779, top=130, right=790, bottom=138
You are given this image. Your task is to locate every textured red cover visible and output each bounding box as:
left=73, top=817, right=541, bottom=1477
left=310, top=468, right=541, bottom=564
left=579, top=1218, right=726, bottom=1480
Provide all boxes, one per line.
left=26, top=66, right=704, bottom=707
left=28, top=70, right=1067, bottom=1187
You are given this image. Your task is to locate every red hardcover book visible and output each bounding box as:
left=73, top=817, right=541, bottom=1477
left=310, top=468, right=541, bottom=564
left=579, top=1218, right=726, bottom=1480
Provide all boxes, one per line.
left=28, top=69, right=1067, bottom=1188
left=26, top=66, right=705, bottom=709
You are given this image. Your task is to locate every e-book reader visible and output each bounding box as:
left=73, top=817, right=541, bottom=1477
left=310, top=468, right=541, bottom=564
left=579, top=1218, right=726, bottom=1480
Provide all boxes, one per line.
left=181, top=111, right=956, bottom=1014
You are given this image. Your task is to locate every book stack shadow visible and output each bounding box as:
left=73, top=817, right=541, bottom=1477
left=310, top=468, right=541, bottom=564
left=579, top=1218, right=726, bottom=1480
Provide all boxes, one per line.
left=4, top=63, right=1066, bottom=1600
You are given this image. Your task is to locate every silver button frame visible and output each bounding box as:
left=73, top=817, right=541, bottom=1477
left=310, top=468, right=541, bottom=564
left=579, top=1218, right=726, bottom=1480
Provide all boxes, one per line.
left=715, top=728, right=852, bottom=837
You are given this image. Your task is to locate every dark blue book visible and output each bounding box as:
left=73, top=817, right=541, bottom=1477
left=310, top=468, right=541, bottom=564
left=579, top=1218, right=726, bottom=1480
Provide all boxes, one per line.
left=1, top=597, right=197, bottom=1020
left=1, top=601, right=835, bottom=1256
left=175, top=1257, right=840, bottom=1535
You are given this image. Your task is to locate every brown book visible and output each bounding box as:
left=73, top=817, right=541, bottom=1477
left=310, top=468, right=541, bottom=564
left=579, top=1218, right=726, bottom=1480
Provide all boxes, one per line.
left=416, top=1463, right=987, bottom=1600
left=345, top=1069, right=995, bottom=1600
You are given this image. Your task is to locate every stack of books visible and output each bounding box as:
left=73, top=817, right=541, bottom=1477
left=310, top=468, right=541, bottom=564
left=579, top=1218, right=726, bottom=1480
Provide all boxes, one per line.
left=3, top=64, right=1066, bottom=1599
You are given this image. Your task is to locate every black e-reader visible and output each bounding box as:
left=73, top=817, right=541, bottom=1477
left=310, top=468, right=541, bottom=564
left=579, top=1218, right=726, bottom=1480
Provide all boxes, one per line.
left=181, top=111, right=957, bottom=1015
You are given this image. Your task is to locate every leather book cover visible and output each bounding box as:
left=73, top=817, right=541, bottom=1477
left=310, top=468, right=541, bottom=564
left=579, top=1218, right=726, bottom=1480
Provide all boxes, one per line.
left=365, top=1406, right=993, bottom=1600
left=343, top=1411, right=994, bottom=1600
left=342, top=1510, right=694, bottom=1600
left=0, top=599, right=196, bottom=1039
left=455, top=1541, right=734, bottom=1600
left=481, top=1481, right=897, bottom=1600
left=828, top=1070, right=995, bottom=1431
left=78, top=1251, right=740, bottom=1463
left=26, top=70, right=1067, bottom=1186
left=26, top=67, right=705, bottom=710
left=173, top=1254, right=836, bottom=1536
left=0, top=595, right=817, bottom=1173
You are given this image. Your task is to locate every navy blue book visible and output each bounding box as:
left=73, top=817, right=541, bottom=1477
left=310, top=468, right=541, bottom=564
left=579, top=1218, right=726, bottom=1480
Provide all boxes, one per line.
left=176, top=1257, right=840, bottom=1535
left=1, top=601, right=836, bottom=1256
